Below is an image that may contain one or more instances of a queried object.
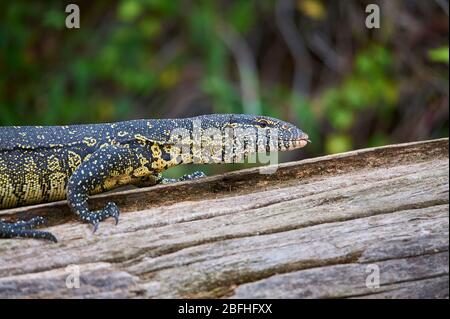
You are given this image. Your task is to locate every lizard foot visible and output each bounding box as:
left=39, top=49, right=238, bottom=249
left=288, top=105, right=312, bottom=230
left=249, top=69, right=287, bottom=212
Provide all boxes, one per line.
left=179, top=171, right=207, bottom=181
left=79, top=202, right=120, bottom=233
left=162, top=171, right=207, bottom=184
left=0, top=216, right=57, bottom=242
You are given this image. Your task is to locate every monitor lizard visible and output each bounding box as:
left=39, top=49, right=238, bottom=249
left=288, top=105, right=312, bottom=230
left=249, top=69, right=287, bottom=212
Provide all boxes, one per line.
left=0, top=114, right=309, bottom=242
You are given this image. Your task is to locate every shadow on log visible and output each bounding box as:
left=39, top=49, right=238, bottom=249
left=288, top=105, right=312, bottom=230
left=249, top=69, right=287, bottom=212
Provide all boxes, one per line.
left=0, top=138, right=448, bottom=298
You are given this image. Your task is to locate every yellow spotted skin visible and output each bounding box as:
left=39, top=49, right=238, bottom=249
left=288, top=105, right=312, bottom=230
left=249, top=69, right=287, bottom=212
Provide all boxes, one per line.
left=0, top=114, right=309, bottom=242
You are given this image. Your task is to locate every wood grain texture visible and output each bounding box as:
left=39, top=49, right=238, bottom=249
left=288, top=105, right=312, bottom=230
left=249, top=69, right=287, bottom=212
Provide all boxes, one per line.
left=0, top=138, right=448, bottom=298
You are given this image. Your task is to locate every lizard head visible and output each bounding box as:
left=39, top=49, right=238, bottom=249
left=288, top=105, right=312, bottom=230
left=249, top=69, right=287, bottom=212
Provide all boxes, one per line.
left=192, top=114, right=310, bottom=153
left=188, top=114, right=309, bottom=162
left=222, top=114, right=310, bottom=152
left=161, top=114, right=309, bottom=164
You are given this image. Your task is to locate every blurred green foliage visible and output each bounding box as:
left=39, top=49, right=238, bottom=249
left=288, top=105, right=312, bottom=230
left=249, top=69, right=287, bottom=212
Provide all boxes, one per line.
left=319, top=45, right=398, bottom=153
left=428, top=46, right=449, bottom=64
left=0, top=0, right=448, bottom=177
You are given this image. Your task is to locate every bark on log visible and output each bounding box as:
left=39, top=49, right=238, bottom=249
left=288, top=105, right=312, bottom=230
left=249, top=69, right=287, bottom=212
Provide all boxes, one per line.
left=0, top=138, right=448, bottom=299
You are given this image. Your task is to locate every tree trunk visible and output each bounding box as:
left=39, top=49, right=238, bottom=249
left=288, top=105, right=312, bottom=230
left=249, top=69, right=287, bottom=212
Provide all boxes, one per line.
left=0, top=138, right=448, bottom=298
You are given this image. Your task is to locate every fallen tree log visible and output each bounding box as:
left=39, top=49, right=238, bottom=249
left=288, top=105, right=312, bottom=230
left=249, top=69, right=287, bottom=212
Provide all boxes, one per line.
left=0, top=138, right=448, bottom=298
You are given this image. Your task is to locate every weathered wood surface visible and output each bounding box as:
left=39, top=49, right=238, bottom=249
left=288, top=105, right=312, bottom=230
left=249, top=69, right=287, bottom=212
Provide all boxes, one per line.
left=0, top=138, right=448, bottom=299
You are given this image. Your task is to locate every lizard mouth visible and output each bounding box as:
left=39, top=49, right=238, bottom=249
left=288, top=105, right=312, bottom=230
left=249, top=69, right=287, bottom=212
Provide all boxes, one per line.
left=287, top=138, right=310, bottom=149
left=279, top=133, right=310, bottom=150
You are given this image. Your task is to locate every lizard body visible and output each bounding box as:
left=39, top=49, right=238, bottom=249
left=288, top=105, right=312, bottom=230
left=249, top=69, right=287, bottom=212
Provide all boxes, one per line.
left=0, top=114, right=309, bottom=242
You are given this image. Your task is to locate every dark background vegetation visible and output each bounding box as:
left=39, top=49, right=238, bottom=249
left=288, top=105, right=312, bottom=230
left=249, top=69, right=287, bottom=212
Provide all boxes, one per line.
left=0, top=0, right=448, bottom=177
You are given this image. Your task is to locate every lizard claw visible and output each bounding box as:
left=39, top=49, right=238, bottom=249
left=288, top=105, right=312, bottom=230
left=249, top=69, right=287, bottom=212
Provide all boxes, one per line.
left=105, top=202, right=120, bottom=225
left=179, top=171, right=207, bottom=181
left=46, top=233, right=58, bottom=243
left=80, top=202, right=120, bottom=233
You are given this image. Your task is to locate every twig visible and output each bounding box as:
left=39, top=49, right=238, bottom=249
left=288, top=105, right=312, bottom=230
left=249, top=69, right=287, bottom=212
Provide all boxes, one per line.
left=275, top=0, right=313, bottom=97
left=216, top=22, right=261, bottom=115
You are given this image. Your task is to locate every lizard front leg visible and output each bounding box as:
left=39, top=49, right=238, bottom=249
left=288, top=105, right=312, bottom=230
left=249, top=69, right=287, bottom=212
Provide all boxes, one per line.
left=0, top=217, right=57, bottom=242
left=67, top=144, right=142, bottom=232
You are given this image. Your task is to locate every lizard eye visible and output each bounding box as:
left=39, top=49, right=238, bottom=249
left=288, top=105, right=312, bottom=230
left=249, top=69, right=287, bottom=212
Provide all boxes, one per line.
left=256, top=118, right=273, bottom=127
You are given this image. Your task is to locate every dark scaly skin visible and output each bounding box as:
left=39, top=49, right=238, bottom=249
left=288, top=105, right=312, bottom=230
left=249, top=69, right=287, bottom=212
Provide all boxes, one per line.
left=0, top=114, right=309, bottom=242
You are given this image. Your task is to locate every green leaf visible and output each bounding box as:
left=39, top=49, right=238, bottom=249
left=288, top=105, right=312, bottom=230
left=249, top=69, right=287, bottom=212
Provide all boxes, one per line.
left=428, top=46, right=449, bottom=64
left=342, top=78, right=367, bottom=109
left=329, top=108, right=354, bottom=131
left=227, top=1, right=255, bottom=33
left=139, top=19, right=161, bottom=38
left=325, top=134, right=352, bottom=154
left=118, top=0, right=142, bottom=22
left=42, top=9, right=65, bottom=29
left=297, top=0, right=327, bottom=20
